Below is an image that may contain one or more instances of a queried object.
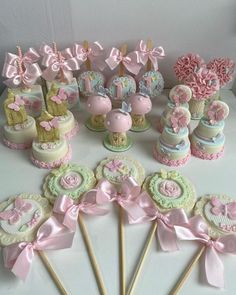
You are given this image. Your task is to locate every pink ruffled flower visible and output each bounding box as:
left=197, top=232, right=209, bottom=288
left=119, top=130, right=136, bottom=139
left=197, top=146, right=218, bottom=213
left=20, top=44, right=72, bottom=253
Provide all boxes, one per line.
left=207, top=101, right=227, bottom=125
left=174, top=53, right=206, bottom=82
left=185, top=68, right=220, bottom=101
left=207, top=58, right=235, bottom=87
left=170, top=109, right=189, bottom=133
left=159, top=180, right=181, bottom=197
left=60, top=173, right=81, bottom=189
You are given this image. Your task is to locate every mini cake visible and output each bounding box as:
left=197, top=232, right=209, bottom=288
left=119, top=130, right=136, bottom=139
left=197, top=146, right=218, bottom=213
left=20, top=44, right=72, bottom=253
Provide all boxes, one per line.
left=3, top=90, right=37, bottom=149
left=154, top=107, right=191, bottom=166
left=95, top=155, right=145, bottom=185
left=40, top=42, right=80, bottom=109
left=103, top=103, right=133, bottom=152
left=158, top=85, right=191, bottom=133
left=142, top=169, right=196, bottom=212
left=85, top=86, right=112, bottom=131
left=191, top=100, right=229, bottom=160
left=128, top=86, right=152, bottom=132
left=2, top=46, right=44, bottom=117
left=31, top=111, right=71, bottom=169
left=43, top=163, right=96, bottom=204
left=194, top=194, right=236, bottom=238
left=0, top=193, right=51, bottom=246
left=46, top=84, right=79, bottom=139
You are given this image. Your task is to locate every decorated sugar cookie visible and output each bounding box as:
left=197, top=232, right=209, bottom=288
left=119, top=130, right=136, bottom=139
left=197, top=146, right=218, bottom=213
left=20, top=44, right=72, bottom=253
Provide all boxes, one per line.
left=194, top=194, right=236, bottom=238
left=0, top=194, right=51, bottom=246
left=169, top=85, right=192, bottom=106
left=95, top=155, right=145, bottom=186
left=43, top=163, right=96, bottom=203
left=142, top=170, right=196, bottom=212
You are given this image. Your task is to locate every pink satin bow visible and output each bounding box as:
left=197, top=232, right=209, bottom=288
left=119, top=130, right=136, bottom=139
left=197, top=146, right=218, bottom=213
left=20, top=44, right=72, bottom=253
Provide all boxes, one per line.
left=96, top=177, right=149, bottom=221
left=53, top=193, right=108, bottom=231
left=40, top=44, right=80, bottom=82
left=128, top=192, right=188, bottom=251
left=105, top=48, right=142, bottom=75
left=2, top=48, right=42, bottom=88
left=210, top=197, right=236, bottom=220
left=175, top=215, right=236, bottom=288
left=3, top=216, right=74, bottom=280
left=72, top=42, right=106, bottom=71
left=136, top=40, right=165, bottom=71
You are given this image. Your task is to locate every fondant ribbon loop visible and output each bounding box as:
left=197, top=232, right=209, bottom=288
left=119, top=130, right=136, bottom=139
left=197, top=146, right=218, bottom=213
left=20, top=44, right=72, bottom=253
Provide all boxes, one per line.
left=3, top=216, right=74, bottom=280
left=136, top=40, right=165, bottom=71
left=53, top=193, right=108, bottom=231
left=174, top=215, right=236, bottom=288
left=128, top=192, right=188, bottom=251
left=105, top=48, right=142, bottom=75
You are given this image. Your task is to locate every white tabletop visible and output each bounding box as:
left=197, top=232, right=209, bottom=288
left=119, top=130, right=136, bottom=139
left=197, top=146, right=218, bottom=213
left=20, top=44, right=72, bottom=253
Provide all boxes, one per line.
left=0, top=89, right=236, bottom=295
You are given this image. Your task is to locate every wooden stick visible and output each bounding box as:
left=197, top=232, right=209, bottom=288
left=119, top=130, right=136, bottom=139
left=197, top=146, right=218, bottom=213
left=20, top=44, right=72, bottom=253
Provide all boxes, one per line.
left=38, top=250, right=69, bottom=295
left=146, top=39, right=153, bottom=72
left=118, top=44, right=127, bottom=77
left=119, top=205, right=126, bottom=295
left=127, top=222, right=157, bottom=295
left=169, top=245, right=206, bottom=295
left=78, top=214, right=107, bottom=295
left=83, top=40, right=92, bottom=71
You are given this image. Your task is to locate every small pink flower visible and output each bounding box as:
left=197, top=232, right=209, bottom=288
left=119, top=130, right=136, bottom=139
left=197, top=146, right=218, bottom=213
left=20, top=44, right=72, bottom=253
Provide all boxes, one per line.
left=159, top=180, right=181, bottom=197
left=170, top=109, right=189, bottom=133
left=207, top=101, right=227, bottom=124
left=60, top=173, right=81, bottom=189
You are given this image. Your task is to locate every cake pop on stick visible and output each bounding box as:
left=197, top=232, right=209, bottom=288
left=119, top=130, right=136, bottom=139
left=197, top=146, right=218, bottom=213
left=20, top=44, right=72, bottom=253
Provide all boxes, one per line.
left=126, top=169, right=196, bottom=295
left=2, top=46, right=44, bottom=117
left=170, top=194, right=236, bottom=294
left=76, top=40, right=106, bottom=97
left=0, top=194, right=72, bottom=295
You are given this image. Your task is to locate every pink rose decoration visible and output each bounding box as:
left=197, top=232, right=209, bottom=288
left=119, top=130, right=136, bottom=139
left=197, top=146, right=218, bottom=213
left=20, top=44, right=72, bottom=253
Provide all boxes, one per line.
left=207, top=58, right=235, bottom=87
left=207, top=101, right=228, bottom=125
left=174, top=53, right=206, bottom=82
left=60, top=173, right=81, bottom=189
left=170, top=109, right=189, bottom=133
left=185, top=68, right=220, bottom=101
left=159, top=180, right=181, bottom=197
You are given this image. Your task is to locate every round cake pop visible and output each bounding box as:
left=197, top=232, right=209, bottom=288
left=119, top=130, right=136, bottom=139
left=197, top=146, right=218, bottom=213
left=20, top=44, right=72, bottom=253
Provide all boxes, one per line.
left=85, top=86, right=112, bottom=131
left=103, top=103, right=133, bottom=152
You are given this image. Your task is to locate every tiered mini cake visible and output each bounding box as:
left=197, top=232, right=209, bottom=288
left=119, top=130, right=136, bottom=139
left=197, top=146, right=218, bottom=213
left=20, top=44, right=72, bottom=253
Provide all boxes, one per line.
left=191, top=100, right=229, bottom=160
left=154, top=106, right=191, bottom=166
left=158, top=85, right=191, bottom=133
left=3, top=90, right=37, bottom=149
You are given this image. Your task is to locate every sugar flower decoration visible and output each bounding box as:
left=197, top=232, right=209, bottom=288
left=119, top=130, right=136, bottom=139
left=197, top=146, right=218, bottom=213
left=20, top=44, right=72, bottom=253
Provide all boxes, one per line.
left=206, top=101, right=229, bottom=125
left=174, top=53, right=206, bottom=82
left=207, top=58, right=235, bottom=87
left=185, top=68, right=220, bottom=101
left=170, top=108, right=190, bottom=133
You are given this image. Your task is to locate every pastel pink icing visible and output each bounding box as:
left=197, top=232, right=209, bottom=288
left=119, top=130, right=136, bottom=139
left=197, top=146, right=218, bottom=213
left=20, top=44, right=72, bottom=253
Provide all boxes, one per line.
left=170, top=108, right=190, bottom=133
left=207, top=101, right=228, bottom=125
left=191, top=145, right=224, bottom=160
left=3, top=138, right=32, bottom=150
left=64, top=121, right=79, bottom=140
left=128, top=94, right=152, bottom=115
left=86, top=95, right=112, bottom=115
left=60, top=172, right=81, bottom=189
left=153, top=147, right=191, bottom=167
left=159, top=180, right=181, bottom=197
left=185, top=68, right=220, bottom=100
left=105, top=109, right=132, bottom=132
left=174, top=53, right=206, bottom=82
left=207, top=58, right=235, bottom=87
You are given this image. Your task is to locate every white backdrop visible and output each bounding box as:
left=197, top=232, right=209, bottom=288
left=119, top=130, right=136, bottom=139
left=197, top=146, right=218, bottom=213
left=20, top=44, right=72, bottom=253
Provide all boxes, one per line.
left=0, top=0, right=236, bottom=93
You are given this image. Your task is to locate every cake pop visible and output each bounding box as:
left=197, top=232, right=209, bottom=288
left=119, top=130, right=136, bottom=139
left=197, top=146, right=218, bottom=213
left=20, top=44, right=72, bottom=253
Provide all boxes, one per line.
left=103, top=102, right=133, bottom=152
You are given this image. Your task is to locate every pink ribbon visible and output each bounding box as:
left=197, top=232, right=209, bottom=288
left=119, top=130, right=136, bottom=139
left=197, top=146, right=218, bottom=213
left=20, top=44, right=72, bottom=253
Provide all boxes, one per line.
left=96, top=177, right=149, bottom=221
left=105, top=48, right=142, bottom=75
left=2, top=48, right=42, bottom=88
left=175, top=215, right=236, bottom=288
left=40, top=44, right=80, bottom=82
left=72, top=41, right=106, bottom=71
left=128, top=192, right=188, bottom=251
left=3, top=216, right=74, bottom=280
left=136, top=40, right=165, bottom=71
left=53, top=193, right=109, bottom=231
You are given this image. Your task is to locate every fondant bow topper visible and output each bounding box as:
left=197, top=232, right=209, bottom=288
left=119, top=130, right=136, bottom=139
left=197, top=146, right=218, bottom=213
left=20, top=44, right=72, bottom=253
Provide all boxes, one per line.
left=2, top=47, right=42, bottom=88
left=105, top=48, right=142, bottom=75
left=128, top=192, right=188, bottom=251
left=53, top=192, right=109, bottom=232
left=135, top=40, right=165, bottom=71
left=40, top=43, right=80, bottom=83
left=3, top=216, right=74, bottom=280
left=174, top=215, right=236, bottom=288
left=72, top=41, right=106, bottom=71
